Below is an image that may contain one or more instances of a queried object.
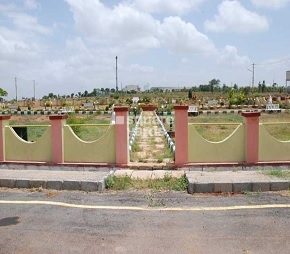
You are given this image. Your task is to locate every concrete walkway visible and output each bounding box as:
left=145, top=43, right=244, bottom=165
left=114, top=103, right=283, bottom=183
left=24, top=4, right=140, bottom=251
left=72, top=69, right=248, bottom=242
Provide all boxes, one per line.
left=0, top=167, right=289, bottom=194
left=130, top=111, right=174, bottom=164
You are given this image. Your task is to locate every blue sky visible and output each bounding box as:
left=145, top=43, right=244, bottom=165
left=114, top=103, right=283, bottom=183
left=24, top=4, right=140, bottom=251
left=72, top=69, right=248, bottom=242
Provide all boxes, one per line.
left=0, top=0, right=290, bottom=100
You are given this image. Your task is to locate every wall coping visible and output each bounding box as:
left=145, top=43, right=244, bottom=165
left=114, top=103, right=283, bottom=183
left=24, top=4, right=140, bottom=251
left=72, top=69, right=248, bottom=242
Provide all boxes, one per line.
left=0, top=115, right=11, bottom=120
left=174, top=105, right=189, bottom=110
left=114, top=106, right=129, bottom=112
left=241, top=112, right=261, bottom=118
left=49, top=115, right=68, bottom=120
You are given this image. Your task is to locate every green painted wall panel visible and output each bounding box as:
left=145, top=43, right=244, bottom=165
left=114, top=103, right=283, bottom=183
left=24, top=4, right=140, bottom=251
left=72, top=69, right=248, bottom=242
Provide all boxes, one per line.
left=188, top=124, right=245, bottom=163
left=5, top=127, right=52, bottom=162
left=63, top=125, right=116, bottom=163
left=259, top=125, right=290, bottom=161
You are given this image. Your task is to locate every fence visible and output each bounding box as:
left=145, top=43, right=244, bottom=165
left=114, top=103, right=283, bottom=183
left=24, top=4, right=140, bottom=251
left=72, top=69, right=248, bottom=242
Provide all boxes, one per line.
left=174, top=105, right=290, bottom=166
left=0, top=107, right=130, bottom=166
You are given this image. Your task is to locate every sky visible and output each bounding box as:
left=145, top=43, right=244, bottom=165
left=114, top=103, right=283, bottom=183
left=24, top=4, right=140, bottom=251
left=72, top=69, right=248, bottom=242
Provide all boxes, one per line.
left=0, top=0, right=290, bottom=100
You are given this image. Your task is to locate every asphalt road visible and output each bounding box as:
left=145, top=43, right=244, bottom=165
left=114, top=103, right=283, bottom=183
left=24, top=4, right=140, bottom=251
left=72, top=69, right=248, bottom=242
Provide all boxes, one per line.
left=0, top=188, right=290, bottom=254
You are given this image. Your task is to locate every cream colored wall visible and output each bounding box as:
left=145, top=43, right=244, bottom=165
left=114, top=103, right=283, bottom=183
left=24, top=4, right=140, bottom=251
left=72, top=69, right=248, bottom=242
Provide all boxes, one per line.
left=5, top=127, right=52, bottom=162
left=259, top=125, right=290, bottom=161
left=188, top=124, right=245, bottom=163
left=63, top=125, right=116, bottom=163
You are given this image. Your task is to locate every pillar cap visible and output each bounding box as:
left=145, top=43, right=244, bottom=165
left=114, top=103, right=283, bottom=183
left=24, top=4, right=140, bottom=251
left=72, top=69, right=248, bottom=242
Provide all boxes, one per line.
left=174, top=105, right=189, bottom=110
left=241, top=112, right=261, bottom=118
left=49, top=115, right=68, bottom=120
left=114, top=106, right=129, bottom=112
left=0, top=115, right=11, bottom=120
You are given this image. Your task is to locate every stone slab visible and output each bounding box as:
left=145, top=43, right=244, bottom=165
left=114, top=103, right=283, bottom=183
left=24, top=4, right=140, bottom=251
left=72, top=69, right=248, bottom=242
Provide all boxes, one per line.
left=131, top=171, right=152, bottom=179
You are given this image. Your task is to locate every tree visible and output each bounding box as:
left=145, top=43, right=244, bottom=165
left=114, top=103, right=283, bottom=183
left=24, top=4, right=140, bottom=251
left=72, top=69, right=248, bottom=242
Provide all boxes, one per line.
left=209, top=79, right=220, bottom=93
left=188, top=89, right=192, bottom=99
left=0, top=88, right=8, bottom=97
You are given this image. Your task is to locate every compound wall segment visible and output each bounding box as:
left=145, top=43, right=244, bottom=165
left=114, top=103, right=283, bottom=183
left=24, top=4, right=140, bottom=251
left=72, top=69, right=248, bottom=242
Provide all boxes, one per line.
left=0, top=116, right=10, bottom=161
left=114, top=107, right=130, bottom=165
left=188, top=124, right=245, bottom=163
left=259, top=124, right=290, bottom=161
left=63, top=125, right=116, bottom=163
left=5, top=126, right=52, bottom=162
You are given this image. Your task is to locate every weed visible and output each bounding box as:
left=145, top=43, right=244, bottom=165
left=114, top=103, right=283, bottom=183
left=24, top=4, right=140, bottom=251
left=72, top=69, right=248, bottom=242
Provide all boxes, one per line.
left=264, top=170, right=290, bottom=179
left=105, top=174, right=188, bottom=191
left=243, top=190, right=253, bottom=195
left=131, top=143, right=142, bottom=152
left=46, top=190, right=60, bottom=198
left=105, top=175, right=132, bottom=190
left=30, top=186, right=43, bottom=192
left=148, top=199, right=165, bottom=207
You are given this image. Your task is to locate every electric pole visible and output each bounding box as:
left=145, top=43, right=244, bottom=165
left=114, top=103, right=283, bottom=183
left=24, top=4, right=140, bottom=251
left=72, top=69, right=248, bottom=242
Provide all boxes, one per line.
left=33, top=80, right=36, bottom=100
left=115, top=56, right=118, bottom=92
left=252, top=63, right=255, bottom=90
left=15, top=77, right=18, bottom=101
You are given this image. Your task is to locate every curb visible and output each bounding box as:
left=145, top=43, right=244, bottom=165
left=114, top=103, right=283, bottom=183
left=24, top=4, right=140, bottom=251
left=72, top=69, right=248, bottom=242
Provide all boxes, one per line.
left=0, top=178, right=107, bottom=192
left=187, top=181, right=290, bottom=194
left=186, top=171, right=290, bottom=194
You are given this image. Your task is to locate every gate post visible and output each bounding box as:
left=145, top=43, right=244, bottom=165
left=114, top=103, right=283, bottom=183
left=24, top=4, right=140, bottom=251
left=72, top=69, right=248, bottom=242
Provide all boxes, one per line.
left=114, top=107, right=129, bottom=165
left=0, top=116, right=11, bottom=162
left=174, top=105, right=188, bottom=166
left=49, top=115, right=68, bottom=164
left=242, top=112, right=261, bottom=163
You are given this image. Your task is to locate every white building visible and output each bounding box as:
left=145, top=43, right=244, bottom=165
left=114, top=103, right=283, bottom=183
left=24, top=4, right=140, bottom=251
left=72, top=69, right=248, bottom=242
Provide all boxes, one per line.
left=122, top=85, right=141, bottom=92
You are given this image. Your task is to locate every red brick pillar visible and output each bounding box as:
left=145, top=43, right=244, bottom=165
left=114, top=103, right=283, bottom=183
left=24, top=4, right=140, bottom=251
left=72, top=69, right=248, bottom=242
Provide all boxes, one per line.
left=114, top=107, right=129, bottom=165
left=49, top=115, right=68, bottom=164
left=174, top=105, right=188, bottom=165
left=242, top=112, right=261, bottom=163
left=0, top=116, right=11, bottom=162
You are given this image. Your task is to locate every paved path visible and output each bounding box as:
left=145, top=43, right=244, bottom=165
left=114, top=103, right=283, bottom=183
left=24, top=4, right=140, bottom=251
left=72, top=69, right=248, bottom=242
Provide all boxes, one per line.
left=130, top=111, right=174, bottom=164
left=0, top=167, right=289, bottom=194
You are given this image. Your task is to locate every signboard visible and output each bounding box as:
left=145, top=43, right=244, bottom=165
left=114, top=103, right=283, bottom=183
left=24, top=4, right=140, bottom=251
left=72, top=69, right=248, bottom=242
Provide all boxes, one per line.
left=287, top=71, right=290, bottom=81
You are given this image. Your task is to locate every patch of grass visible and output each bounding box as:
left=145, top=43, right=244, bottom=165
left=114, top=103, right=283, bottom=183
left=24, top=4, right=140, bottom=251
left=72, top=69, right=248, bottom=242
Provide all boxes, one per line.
left=131, top=143, right=142, bottom=152
left=264, top=170, right=290, bottom=179
left=67, top=114, right=111, bottom=141
left=105, top=175, right=132, bottom=190
left=242, top=190, right=254, bottom=195
left=157, top=158, right=163, bottom=163
left=105, top=174, right=188, bottom=191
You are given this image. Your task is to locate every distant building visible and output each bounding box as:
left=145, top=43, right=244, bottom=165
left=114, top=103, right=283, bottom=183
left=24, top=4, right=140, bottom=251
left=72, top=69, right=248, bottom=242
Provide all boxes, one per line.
left=132, top=97, right=139, bottom=103
left=149, top=86, right=190, bottom=92
left=122, top=85, right=141, bottom=92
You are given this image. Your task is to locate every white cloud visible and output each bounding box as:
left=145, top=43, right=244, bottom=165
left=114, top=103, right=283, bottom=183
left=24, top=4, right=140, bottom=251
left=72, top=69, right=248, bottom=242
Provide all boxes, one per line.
left=205, top=0, right=269, bottom=33
left=217, top=45, right=251, bottom=66
left=132, top=0, right=205, bottom=15
left=65, top=0, right=158, bottom=44
left=65, top=0, right=215, bottom=55
left=127, top=64, right=154, bottom=73
left=24, top=0, right=39, bottom=10
left=0, top=28, right=43, bottom=63
left=251, top=0, right=290, bottom=9
left=0, top=2, right=17, bottom=12
left=158, top=16, right=216, bottom=55
left=7, top=12, right=52, bottom=35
